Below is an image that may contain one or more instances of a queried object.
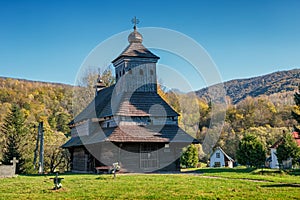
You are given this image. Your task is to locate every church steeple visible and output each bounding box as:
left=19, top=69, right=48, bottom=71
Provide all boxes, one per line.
left=128, top=17, right=143, bottom=43
left=112, top=18, right=160, bottom=93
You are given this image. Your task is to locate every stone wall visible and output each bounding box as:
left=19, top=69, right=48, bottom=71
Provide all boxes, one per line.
left=0, top=160, right=17, bottom=178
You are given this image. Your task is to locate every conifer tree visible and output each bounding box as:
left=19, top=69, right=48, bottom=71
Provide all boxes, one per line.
left=180, top=144, right=198, bottom=168
left=291, top=90, right=300, bottom=130
left=1, top=104, right=26, bottom=173
left=236, top=134, right=266, bottom=168
left=277, top=88, right=300, bottom=167
left=276, top=133, right=300, bottom=167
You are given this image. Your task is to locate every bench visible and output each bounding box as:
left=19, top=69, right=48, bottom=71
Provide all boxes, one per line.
left=95, top=166, right=112, bottom=174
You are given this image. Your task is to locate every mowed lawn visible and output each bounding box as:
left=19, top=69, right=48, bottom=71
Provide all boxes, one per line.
left=0, top=168, right=300, bottom=200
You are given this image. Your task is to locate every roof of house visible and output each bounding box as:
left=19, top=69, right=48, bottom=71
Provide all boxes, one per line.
left=292, top=131, right=300, bottom=146
left=270, top=138, right=284, bottom=149
left=72, top=85, right=179, bottom=125
left=210, top=147, right=234, bottom=162
left=62, top=124, right=199, bottom=148
left=270, top=131, right=300, bottom=149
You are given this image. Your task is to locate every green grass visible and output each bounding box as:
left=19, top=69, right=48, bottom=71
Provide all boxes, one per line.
left=0, top=169, right=299, bottom=200
left=190, top=167, right=300, bottom=184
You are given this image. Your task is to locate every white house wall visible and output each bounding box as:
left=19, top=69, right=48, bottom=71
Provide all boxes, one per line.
left=270, top=148, right=279, bottom=169
left=210, top=149, right=225, bottom=167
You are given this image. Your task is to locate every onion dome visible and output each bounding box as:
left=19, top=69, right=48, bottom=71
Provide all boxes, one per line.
left=128, top=27, right=143, bottom=43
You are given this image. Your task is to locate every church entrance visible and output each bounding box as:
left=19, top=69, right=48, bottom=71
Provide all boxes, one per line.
left=140, top=143, right=158, bottom=170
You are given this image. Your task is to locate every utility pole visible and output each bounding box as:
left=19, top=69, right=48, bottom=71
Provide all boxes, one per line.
left=38, top=122, right=44, bottom=174
left=33, top=124, right=39, bottom=170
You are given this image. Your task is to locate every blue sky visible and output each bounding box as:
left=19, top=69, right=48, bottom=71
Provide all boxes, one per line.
left=0, top=0, right=299, bottom=91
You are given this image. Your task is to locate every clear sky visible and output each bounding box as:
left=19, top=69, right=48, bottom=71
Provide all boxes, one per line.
left=1, top=0, right=300, bottom=91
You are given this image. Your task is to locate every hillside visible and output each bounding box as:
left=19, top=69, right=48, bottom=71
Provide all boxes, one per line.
left=0, top=70, right=298, bottom=165
left=195, top=69, right=300, bottom=104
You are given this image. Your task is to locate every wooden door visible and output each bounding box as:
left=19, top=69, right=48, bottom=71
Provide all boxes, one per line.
left=140, top=143, right=158, bottom=170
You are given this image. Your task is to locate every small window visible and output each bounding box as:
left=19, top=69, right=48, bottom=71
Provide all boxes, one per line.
left=119, top=71, right=122, bottom=77
left=216, top=152, right=220, bottom=158
left=123, top=69, right=125, bottom=75
left=150, top=69, right=154, bottom=75
left=139, top=69, right=143, bottom=75
left=214, top=162, right=221, bottom=167
left=116, top=74, right=118, bottom=79
left=164, top=143, right=170, bottom=152
left=107, top=122, right=110, bottom=128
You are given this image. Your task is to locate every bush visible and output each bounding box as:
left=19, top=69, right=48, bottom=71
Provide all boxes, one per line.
left=181, top=144, right=198, bottom=168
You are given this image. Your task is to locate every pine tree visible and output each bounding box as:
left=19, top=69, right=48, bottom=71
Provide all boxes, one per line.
left=180, top=144, right=198, bottom=168
left=1, top=104, right=26, bottom=173
left=276, top=133, right=300, bottom=167
left=236, top=134, right=266, bottom=168
left=278, top=88, right=300, bottom=167
left=291, top=91, right=300, bottom=130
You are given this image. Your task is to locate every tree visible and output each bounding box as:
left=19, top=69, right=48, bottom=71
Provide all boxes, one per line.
left=276, top=133, right=300, bottom=167
left=73, top=67, right=115, bottom=116
left=236, top=134, right=266, bottom=168
left=279, top=88, right=300, bottom=167
left=0, top=104, right=27, bottom=173
left=41, top=120, right=70, bottom=173
left=291, top=91, right=300, bottom=127
left=181, top=144, right=198, bottom=168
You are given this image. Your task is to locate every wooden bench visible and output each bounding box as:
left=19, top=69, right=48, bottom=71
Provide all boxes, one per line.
left=95, top=166, right=112, bottom=174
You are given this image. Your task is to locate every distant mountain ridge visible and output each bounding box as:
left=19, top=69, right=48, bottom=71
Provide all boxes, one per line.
left=2, top=69, right=300, bottom=105
left=0, top=76, right=72, bottom=87
left=195, top=69, right=300, bottom=104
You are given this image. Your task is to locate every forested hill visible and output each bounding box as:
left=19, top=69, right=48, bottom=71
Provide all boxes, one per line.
left=0, top=76, right=73, bottom=131
left=195, top=69, right=300, bottom=104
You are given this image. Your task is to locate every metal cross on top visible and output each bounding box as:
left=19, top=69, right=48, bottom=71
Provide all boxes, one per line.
left=131, top=16, right=139, bottom=30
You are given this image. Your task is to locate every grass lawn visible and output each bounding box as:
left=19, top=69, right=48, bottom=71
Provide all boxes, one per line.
left=0, top=168, right=299, bottom=200
left=188, top=167, right=300, bottom=184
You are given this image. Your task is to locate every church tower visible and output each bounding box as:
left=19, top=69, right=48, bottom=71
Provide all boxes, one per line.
left=112, top=17, right=160, bottom=93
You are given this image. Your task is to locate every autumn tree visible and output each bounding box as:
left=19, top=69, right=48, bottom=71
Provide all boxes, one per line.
left=73, top=66, right=115, bottom=116
left=236, top=134, right=266, bottom=168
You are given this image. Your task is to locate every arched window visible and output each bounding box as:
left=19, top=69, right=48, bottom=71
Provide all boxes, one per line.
left=139, top=69, right=144, bottom=75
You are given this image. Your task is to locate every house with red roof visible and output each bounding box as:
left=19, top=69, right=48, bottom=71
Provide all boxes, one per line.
left=269, top=131, right=300, bottom=169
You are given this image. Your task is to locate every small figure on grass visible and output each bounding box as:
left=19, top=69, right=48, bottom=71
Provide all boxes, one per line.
left=50, top=172, right=64, bottom=190
left=111, top=162, right=120, bottom=179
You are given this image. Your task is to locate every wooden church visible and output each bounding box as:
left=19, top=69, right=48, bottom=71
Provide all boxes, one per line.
left=63, top=21, right=198, bottom=173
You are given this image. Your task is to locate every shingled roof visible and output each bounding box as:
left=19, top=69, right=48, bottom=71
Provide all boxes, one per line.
left=72, top=85, right=178, bottom=125
left=115, top=92, right=178, bottom=117
left=112, top=42, right=159, bottom=63
left=62, top=124, right=198, bottom=148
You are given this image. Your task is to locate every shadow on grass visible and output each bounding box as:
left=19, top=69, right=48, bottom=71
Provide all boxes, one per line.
left=261, top=183, right=300, bottom=188
left=20, top=172, right=97, bottom=177
left=287, top=169, right=300, bottom=176
left=186, top=167, right=256, bottom=174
